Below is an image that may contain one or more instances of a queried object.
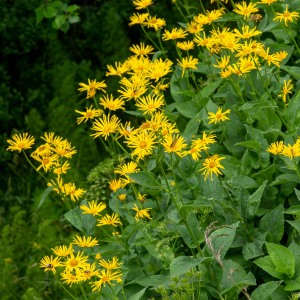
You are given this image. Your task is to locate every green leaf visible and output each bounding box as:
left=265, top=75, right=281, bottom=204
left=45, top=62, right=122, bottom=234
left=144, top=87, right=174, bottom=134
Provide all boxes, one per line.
left=282, top=66, right=300, bottom=80
left=285, top=277, right=300, bottom=291
left=64, top=207, right=82, bottom=231
left=66, top=4, right=80, bottom=13
left=235, top=140, right=261, bottom=151
left=170, top=66, right=191, bottom=103
left=251, top=281, right=282, bottom=300
left=52, top=15, right=67, bottom=29
left=182, top=117, right=200, bottom=141
left=266, top=242, right=295, bottom=278
left=170, top=256, right=211, bottom=277
left=246, top=181, right=267, bottom=217
left=175, top=101, right=200, bottom=118
left=270, top=174, right=300, bottom=186
left=294, top=188, right=300, bottom=201
left=200, top=79, right=223, bottom=98
left=254, top=256, right=284, bottom=279
left=207, top=222, right=239, bottom=260
left=128, top=288, right=147, bottom=300
left=68, top=15, right=80, bottom=24
left=134, top=275, right=170, bottom=287
left=35, top=6, right=45, bottom=24
left=285, top=92, right=300, bottom=131
left=243, top=232, right=267, bottom=260
left=38, top=186, right=54, bottom=209
left=289, top=241, right=300, bottom=278
left=128, top=171, right=163, bottom=190
left=286, top=220, right=300, bottom=232
left=285, top=205, right=300, bottom=215
left=259, top=205, right=284, bottom=242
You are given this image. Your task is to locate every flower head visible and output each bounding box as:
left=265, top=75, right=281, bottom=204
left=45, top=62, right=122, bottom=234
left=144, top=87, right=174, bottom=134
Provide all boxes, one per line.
left=267, top=141, right=284, bottom=155
left=280, top=79, right=293, bottom=103
left=80, top=200, right=106, bottom=216
left=132, top=203, right=152, bottom=220
left=233, top=1, right=259, bottom=19
left=7, top=133, right=35, bottom=152
left=273, top=5, right=299, bottom=26
left=208, top=107, right=231, bottom=124
left=200, top=155, right=225, bottom=180
left=40, top=255, right=62, bottom=274
left=75, top=106, right=103, bottom=124
left=72, top=236, right=99, bottom=248
left=78, top=79, right=107, bottom=99
left=91, top=114, right=121, bottom=140
left=97, top=213, right=122, bottom=227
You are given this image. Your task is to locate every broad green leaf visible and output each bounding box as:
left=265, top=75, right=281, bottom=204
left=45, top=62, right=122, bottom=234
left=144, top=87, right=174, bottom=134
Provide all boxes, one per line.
left=52, top=15, right=67, bottom=29
left=266, top=242, right=295, bottom=278
left=254, top=256, right=283, bottom=279
left=285, top=92, right=300, bottom=131
left=64, top=207, right=82, bottom=231
left=285, top=277, right=300, bottom=291
left=200, top=79, right=223, bottom=98
left=128, top=288, right=147, bottom=300
left=170, top=66, right=191, bottom=103
left=208, top=222, right=239, bottom=260
left=35, top=6, right=45, bottom=24
left=270, top=174, right=300, bottom=186
left=43, top=4, right=58, bottom=18
left=182, top=117, right=200, bottom=141
left=282, top=66, right=300, bottom=80
left=259, top=205, right=284, bottom=242
left=66, top=4, right=80, bottom=12
left=251, top=281, right=282, bottom=300
left=289, top=241, right=300, bottom=278
left=295, top=188, right=300, bottom=201
left=38, top=186, right=54, bottom=209
left=286, top=220, right=300, bottom=232
left=68, top=15, right=80, bottom=24
left=285, top=205, right=300, bottom=215
left=175, top=101, right=200, bottom=118
left=252, top=165, right=276, bottom=184
left=170, top=256, right=211, bottom=277
left=242, top=232, right=267, bottom=260
left=246, top=181, right=267, bottom=217
left=235, top=140, right=261, bottom=151
left=128, top=171, right=163, bottom=190
left=134, top=275, right=170, bottom=287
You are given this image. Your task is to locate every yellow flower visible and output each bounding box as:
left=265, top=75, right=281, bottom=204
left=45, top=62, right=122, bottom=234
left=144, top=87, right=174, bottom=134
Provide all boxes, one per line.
left=280, top=79, right=293, bottom=103
left=97, top=213, right=122, bottom=227
left=52, top=245, right=74, bottom=257
left=259, top=47, right=281, bottom=67
left=137, top=192, right=147, bottom=202
left=125, top=130, right=157, bottom=161
left=186, top=21, right=203, bottom=34
left=129, top=12, right=149, bottom=26
left=233, top=1, right=259, bottom=19
left=6, top=132, right=35, bottom=153
left=118, top=83, right=148, bottom=101
left=31, top=143, right=52, bottom=157
left=90, top=114, right=121, bottom=140
left=72, top=236, right=99, bottom=248
left=273, top=5, right=299, bottom=26
left=76, top=263, right=100, bottom=281
left=40, top=255, right=62, bottom=274
left=90, top=269, right=122, bottom=292
left=193, top=132, right=217, bottom=149
left=176, top=41, right=195, bottom=51
left=162, top=134, right=187, bottom=157
left=53, top=140, right=77, bottom=159
left=129, top=42, right=154, bottom=57
left=162, top=28, right=188, bottom=41
left=118, top=121, right=134, bottom=138
left=63, top=251, right=89, bottom=272
left=33, top=154, right=59, bottom=172
left=53, top=161, right=71, bottom=176
left=177, top=56, right=199, bottom=76
left=106, top=62, right=129, bottom=77
left=267, top=141, right=284, bottom=155
left=274, top=51, right=288, bottom=62
left=99, top=257, right=122, bottom=270
left=145, top=15, right=166, bottom=31
left=118, top=194, right=127, bottom=201
left=109, top=179, right=123, bottom=192
left=214, top=56, right=230, bottom=69
left=63, top=182, right=85, bottom=202
left=258, top=0, right=277, bottom=4
left=208, top=107, right=231, bottom=124
left=41, top=132, right=63, bottom=146
left=133, top=0, right=153, bottom=10
left=281, top=143, right=300, bottom=158
left=200, top=155, right=225, bottom=180
left=146, top=58, right=173, bottom=82
left=100, top=94, right=125, bottom=111
left=80, top=200, right=106, bottom=216
left=114, top=161, right=140, bottom=186
left=204, top=8, right=225, bottom=24
left=135, top=94, right=165, bottom=115
left=75, top=105, right=103, bottom=124
left=132, top=203, right=152, bottom=220
left=78, top=79, right=107, bottom=99
left=61, top=270, right=80, bottom=286
left=234, top=25, right=261, bottom=39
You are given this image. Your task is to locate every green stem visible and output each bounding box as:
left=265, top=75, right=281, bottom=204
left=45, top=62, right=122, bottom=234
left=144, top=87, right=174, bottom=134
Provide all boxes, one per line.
left=57, top=280, right=78, bottom=300
left=23, top=151, right=49, bottom=182
left=79, top=284, right=88, bottom=300
left=141, top=26, right=162, bottom=52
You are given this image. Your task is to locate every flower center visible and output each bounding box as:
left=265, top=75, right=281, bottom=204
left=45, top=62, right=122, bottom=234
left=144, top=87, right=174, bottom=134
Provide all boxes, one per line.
left=103, top=125, right=112, bottom=133
left=139, top=141, right=148, bottom=149
left=70, top=259, right=79, bottom=267
left=208, top=161, right=216, bottom=168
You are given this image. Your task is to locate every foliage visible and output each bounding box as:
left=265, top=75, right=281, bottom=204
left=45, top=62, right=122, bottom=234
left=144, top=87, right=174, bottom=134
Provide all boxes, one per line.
left=6, top=0, right=300, bottom=299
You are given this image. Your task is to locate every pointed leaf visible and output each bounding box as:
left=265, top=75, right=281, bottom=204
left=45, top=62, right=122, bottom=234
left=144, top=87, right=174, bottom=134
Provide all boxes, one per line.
left=38, top=186, right=54, bottom=209
left=246, top=180, right=267, bottom=217
left=251, top=281, right=282, bottom=300
left=128, top=171, right=163, bottom=190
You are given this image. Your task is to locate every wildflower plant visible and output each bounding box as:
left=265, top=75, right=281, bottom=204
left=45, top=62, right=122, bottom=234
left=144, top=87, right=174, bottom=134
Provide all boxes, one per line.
left=7, top=0, right=300, bottom=298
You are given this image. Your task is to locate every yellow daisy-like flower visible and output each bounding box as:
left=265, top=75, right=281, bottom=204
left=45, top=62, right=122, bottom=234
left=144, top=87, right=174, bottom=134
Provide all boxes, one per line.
left=99, top=257, right=122, bottom=270
left=162, top=134, right=187, bottom=157
left=97, top=213, right=122, bottom=227
left=80, top=200, right=106, bottom=216
left=53, top=161, right=71, bottom=176
left=279, top=79, right=293, bottom=103
left=40, top=255, right=62, bottom=274
left=118, top=83, right=148, bottom=101
left=41, top=132, right=63, bottom=146
left=53, top=140, right=77, bottom=159
left=132, top=203, right=152, bottom=220
left=78, top=79, right=107, bottom=99
left=186, top=21, right=203, bottom=34
left=258, top=0, right=277, bottom=4
left=61, top=270, right=79, bottom=286
left=200, top=155, right=225, bottom=180
left=129, top=42, right=154, bottom=57
left=125, top=130, right=157, bottom=160
left=233, top=1, right=259, bottom=19
left=267, top=141, right=284, bottom=155
left=118, top=194, right=127, bottom=201
left=91, top=114, right=121, bottom=140
left=208, top=107, right=231, bottom=124
left=281, top=143, right=300, bottom=159
left=128, top=12, right=149, bottom=26
left=162, top=28, right=188, bottom=41
left=109, top=179, right=123, bottom=192
left=193, top=132, right=217, bottom=150
left=33, top=154, right=59, bottom=172
left=135, top=94, right=165, bottom=115
left=214, top=56, right=231, bottom=69
left=31, top=143, right=52, bottom=157
left=75, top=105, right=103, bottom=124
left=118, top=121, right=134, bottom=138
left=133, top=0, right=153, bottom=10
left=177, top=56, right=199, bottom=76
left=274, top=51, right=288, bottom=62
left=77, top=263, right=100, bottom=281
left=90, top=269, right=122, bottom=292
left=100, top=94, right=125, bottom=111
left=72, top=235, right=99, bottom=248
left=52, top=245, right=74, bottom=257
left=63, top=251, right=89, bottom=272
left=106, top=62, right=129, bottom=77
left=6, top=132, right=35, bottom=153
left=273, top=5, right=299, bottom=26
left=176, top=41, right=195, bottom=51
left=63, top=182, right=86, bottom=202
left=114, top=161, right=140, bottom=177
left=233, top=25, right=261, bottom=39
left=145, top=15, right=166, bottom=31
left=146, top=58, right=173, bottom=82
